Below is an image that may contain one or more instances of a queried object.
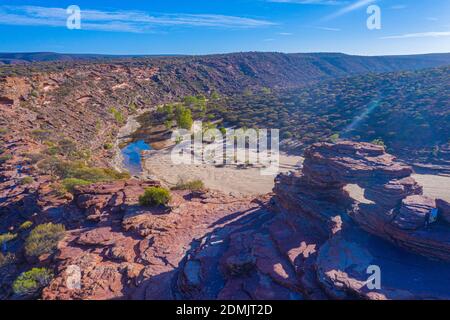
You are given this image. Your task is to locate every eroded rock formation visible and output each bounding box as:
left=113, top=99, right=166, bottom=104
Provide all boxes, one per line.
left=176, top=141, right=450, bottom=300
left=2, top=138, right=449, bottom=300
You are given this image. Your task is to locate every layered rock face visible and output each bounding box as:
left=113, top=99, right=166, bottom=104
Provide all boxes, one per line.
left=296, top=141, right=450, bottom=261
left=177, top=141, right=450, bottom=300
left=2, top=138, right=449, bottom=300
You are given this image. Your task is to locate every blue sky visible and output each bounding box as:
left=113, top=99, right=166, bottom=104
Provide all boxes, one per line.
left=0, top=0, right=449, bottom=55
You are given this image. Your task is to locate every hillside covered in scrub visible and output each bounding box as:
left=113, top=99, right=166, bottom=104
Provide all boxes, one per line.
left=0, top=52, right=448, bottom=166
left=212, top=66, right=450, bottom=164
left=135, top=65, right=450, bottom=165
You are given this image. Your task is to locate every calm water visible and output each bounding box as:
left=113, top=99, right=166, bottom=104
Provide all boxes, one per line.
left=120, top=140, right=152, bottom=176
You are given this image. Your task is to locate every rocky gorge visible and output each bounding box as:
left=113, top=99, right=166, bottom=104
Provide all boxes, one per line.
left=0, top=53, right=449, bottom=300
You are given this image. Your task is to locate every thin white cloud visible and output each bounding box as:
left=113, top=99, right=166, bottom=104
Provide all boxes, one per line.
left=321, top=0, right=376, bottom=21
left=381, top=31, right=450, bottom=39
left=315, top=26, right=341, bottom=31
left=0, top=5, right=276, bottom=33
left=278, top=32, right=294, bottom=35
left=267, top=0, right=345, bottom=4
left=390, top=5, right=407, bottom=10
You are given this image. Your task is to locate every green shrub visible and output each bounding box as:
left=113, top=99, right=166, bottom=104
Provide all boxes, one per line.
left=173, top=179, right=204, bottom=192
left=12, top=268, right=53, bottom=297
left=23, top=152, right=45, bottom=164
left=0, top=233, right=17, bottom=245
left=129, top=102, right=138, bottom=114
left=139, top=187, right=171, bottom=207
left=103, top=143, right=114, bottom=150
left=61, top=178, right=91, bottom=193
left=19, top=221, right=33, bottom=230
left=371, top=138, right=386, bottom=148
left=57, top=138, right=78, bottom=158
left=109, top=107, right=125, bottom=124
left=329, top=133, right=340, bottom=143
left=0, top=154, right=13, bottom=164
left=25, top=223, right=65, bottom=258
left=20, top=176, right=33, bottom=185
left=37, top=158, right=130, bottom=182
left=31, top=129, right=52, bottom=142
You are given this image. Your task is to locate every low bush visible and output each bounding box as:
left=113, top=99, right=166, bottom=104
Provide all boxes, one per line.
left=371, top=138, right=386, bottom=148
left=38, top=158, right=130, bottom=182
left=12, top=268, right=53, bottom=297
left=109, top=107, right=125, bottom=124
left=19, top=221, right=33, bottom=230
left=173, top=179, right=204, bottom=192
left=24, top=223, right=65, bottom=258
left=139, top=187, right=171, bottom=207
left=0, top=154, right=13, bottom=164
left=103, top=143, right=114, bottom=150
left=23, top=153, right=48, bottom=164
left=20, top=176, right=33, bottom=185
left=0, top=232, right=17, bottom=246
left=61, top=178, right=91, bottom=193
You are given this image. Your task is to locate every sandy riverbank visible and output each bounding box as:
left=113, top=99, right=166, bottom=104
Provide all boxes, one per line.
left=142, top=149, right=303, bottom=196
left=142, top=147, right=450, bottom=200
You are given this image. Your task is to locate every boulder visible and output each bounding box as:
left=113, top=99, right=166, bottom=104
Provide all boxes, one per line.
left=391, top=195, right=435, bottom=230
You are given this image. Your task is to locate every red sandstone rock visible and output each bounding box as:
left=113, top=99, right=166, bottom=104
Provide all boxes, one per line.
left=392, top=195, right=435, bottom=230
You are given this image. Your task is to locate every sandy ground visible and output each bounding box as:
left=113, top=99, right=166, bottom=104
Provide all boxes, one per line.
left=139, top=121, right=449, bottom=199
left=143, top=146, right=449, bottom=201
left=143, top=149, right=303, bottom=196
left=412, top=174, right=450, bottom=202
left=345, top=174, right=450, bottom=203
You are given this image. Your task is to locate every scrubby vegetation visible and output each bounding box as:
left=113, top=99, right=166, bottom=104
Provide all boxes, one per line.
left=61, top=178, right=92, bottom=193
left=37, top=157, right=130, bottom=184
left=109, top=107, right=125, bottom=125
left=19, top=176, right=33, bottom=185
left=137, top=66, right=449, bottom=163
left=12, top=268, right=53, bottom=297
left=24, top=223, right=65, bottom=258
left=0, top=232, right=17, bottom=245
left=173, top=179, right=205, bottom=191
left=0, top=154, right=12, bottom=164
left=19, top=221, right=33, bottom=230
left=139, top=186, right=171, bottom=207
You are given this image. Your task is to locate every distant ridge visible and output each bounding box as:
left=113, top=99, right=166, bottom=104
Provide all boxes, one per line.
left=0, top=52, right=184, bottom=64
left=1, top=51, right=449, bottom=65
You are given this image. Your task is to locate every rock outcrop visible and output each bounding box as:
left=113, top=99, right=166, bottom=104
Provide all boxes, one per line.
left=41, top=182, right=264, bottom=300
left=176, top=141, right=450, bottom=300
left=2, top=139, right=449, bottom=300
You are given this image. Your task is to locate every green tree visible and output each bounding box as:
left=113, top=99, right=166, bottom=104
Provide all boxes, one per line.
left=177, top=108, right=193, bottom=130
left=13, top=268, right=53, bottom=298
